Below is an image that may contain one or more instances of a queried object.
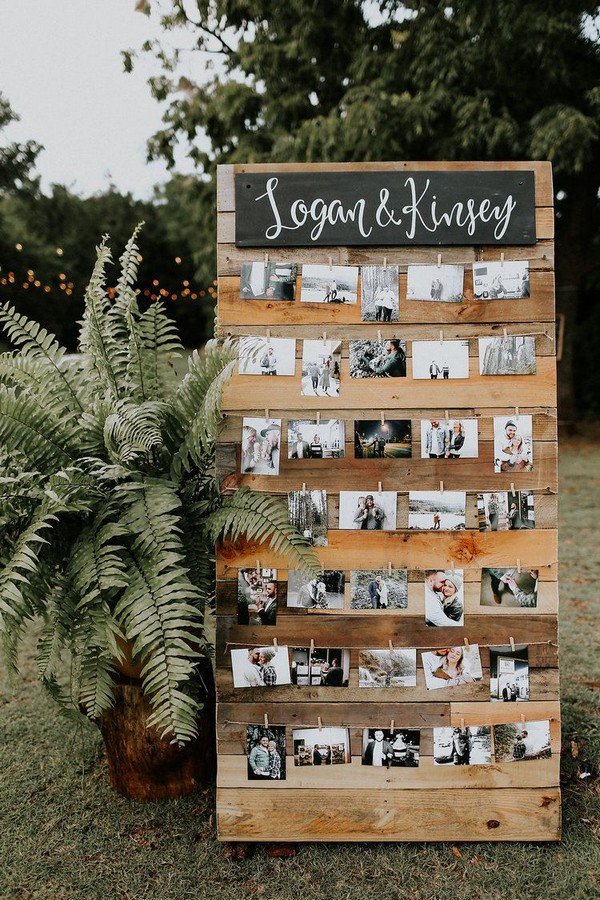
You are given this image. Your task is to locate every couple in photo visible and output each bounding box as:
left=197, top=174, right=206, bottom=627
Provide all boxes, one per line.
left=248, top=735, right=283, bottom=778
left=241, top=648, right=278, bottom=687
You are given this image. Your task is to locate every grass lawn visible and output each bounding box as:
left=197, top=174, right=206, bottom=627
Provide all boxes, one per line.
left=1, top=439, right=599, bottom=900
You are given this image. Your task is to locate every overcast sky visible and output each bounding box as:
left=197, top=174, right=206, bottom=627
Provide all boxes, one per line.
left=0, top=0, right=208, bottom=198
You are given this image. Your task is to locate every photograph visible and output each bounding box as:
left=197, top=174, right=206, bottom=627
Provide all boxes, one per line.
left=290, top=647, right=350, bottom=687
left=237, top=567, right=282, bottom=625
left=350, top=569, right=408, bottom=610
left=358, top=649, right=417, bottom=688
left=420, top=418, right=478, bottom=459
left=287, top=419, right=345, bottom=459
left=231, top=646, right=292, bottom=688
left=408, top=491, right=466, bottom=530
left=481, top=568, right=539, bottom=608
left=489, top=644, right=529, bottom=701
left=424, top=569, right=465, bottom=626
left=287, top=570, right=345, bottom=610
left=472, top=260, right=530, bottom=300
left=339, top=490, right=397, bottom=531
left=241, top=417, right=281, bottom=476
left=300, top=264, right=359, bottom=304
left=479, top=336, right=536, bottom=375
left=292, top=727, right=351, bottom=766
left=412, top=339, right=470, bottom=380
left=493, top=720, right=552, bottom=762
left=301, top=339, right=341, bottom=397
left=287, top=489, right=328, bottom=547
left=349, top=338, right=406, bottom=378
left=406, top=263, right=465, bottom=303
left=240, top=260, right=297, bottom=300
left=433, top=726, right=492, bottom=765
left=477, top=491, right=535, bottom=531
left=422, top=645, right=483, bottom=690
left=493, top=415, right=533, bottom=473
left=238, top=336, right=296, bottom=377
left=360, top=265, right=399, bottom=321
left=354, top=419, right=412, bottom=459
left=246, top=725, right=287, bottom=781
left=362, top=728, right=421, bottom=767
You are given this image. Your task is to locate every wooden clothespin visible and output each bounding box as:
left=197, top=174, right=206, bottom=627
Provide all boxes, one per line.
left=510, top=482, right=515, bottom=494
left=388, top=640, right=394, bottom=652
left=388, top=561, right=393, bottom=576
left=328, top=256, right=333, bottom=270
left=509, top=636, right=515, bottom=652
left=302, top=482, right=307, bottom=493
left=444, top=410, right=449, bottom=424
left=310, top=639, right=315, bottom=655
left=390, top=719, right=395, bottom=733
left=460, top=717, right=465, bottom=729
left=515, top=406, right=520, bottom=420
left=273, top=637, right=278, bottom=650
left=517, top=559, right=522, bottom=574
left=264, top=713, right=269, bottom=728
left=264, top=252, right=269, bottom=267
left=437, top=253, right=442, bottom=268
left=464, top=637, right=470, bottom=649
left=256, top=559, right=261, bottom=574
left=316, top=411, right=321, bottom=425
left=318, top=716, right=323, bottom=730
left=520, top=713, right=526, bottom=726
left=265, top=408, right=269, bottom=420
left=503, top=327, right=508, bottom=341
left=383, top=256, right=388, bottom=270
left=377, top=329, right=382, bottom=343
left=439, top=330, right=444, bottom=344
left=439, top=480, right=444, bottom=494
left=378, top=481, right=383, bottom=494
left=322, top=330, right=327, bottom=344
left=500, top=252, right=505, bottom=267
left=381, top=411, right=386, bottom=425
left=266, top=328, right=271, bottom=343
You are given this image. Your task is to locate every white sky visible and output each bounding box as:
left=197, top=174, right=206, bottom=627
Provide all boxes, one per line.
left=0, top=0, right=209, bottom=198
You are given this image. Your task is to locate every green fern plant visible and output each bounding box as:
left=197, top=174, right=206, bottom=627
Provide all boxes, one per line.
left=0, top=227, right=319, bottom=745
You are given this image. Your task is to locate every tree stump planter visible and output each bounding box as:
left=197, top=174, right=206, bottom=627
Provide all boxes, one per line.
left=99, top=662, right=216, bottom=801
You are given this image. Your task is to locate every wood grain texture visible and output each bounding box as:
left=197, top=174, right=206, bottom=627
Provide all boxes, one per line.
left=216, top=786, right=561, bottom=841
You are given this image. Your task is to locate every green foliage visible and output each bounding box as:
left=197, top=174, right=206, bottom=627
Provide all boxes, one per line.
left=0, top=229, right=319, bottom=745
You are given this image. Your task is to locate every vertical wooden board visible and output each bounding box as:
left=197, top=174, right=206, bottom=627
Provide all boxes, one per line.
left=215, top=160, right=559, bottom=843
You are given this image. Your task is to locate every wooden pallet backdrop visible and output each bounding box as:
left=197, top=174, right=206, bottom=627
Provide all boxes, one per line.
left=215, top=161, right=560, bottom=842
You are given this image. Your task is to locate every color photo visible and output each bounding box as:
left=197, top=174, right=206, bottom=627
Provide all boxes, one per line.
left=246, top=725, right=286, bottom=780
left=287, top=570, right=344, bottom=610
left=350, top=569, right=408, bottom=610
left=240, top=261, right=297, bottom=300
left=354, top=419, right=411, bottom=458
left=287, top=419, right=344, bottom=459
left=241, top=417, right=281, bottom=476
left=481, top=568, right=539, bottom=608
left=358, top=649, right=417, bottom=688
left=293, top=727, right=351, bottom=766
left=477, top=491, right=535, bottom=531
left=422, top=645, right=483, bottom=690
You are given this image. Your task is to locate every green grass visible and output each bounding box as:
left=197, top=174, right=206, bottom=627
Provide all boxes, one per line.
left=1, top=440, right=599, bottom=900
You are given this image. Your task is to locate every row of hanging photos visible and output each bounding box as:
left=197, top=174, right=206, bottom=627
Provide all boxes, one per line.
left=251, top=555, right=526, bottom=577
left=261, top=328, right=549, bottom=343
left=262, top=251, right=514, bottom=270
left=262, top=407, right=529, bottom=422
left=261, top=709, right=530, bottom=730
left=255, top=634, right=520, bottom=654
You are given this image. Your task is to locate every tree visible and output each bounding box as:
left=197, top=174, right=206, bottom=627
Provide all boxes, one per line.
left=0, top=93, right=41, bottom=193
left=130, top=0, right=600, bottom=421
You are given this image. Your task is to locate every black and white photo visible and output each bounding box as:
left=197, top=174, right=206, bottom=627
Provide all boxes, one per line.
left=481, top=568, right=539, bottom=608
left=291, top=647, right=350, bottom=686
left=350, top=569, right=408, bottom=610
left=231, top=646, right=291, bottom=688
left=406, top=264, right=464, bottom=303
left=349, top=339, right=406, bottom=378
left=354, top=418, right=412, bottom=458
left=420, top=418, right=478, bottom=459
left=360, top=265, right=399, bottom=321
left=287, top=489, right=328, bottom=546
left=433, top=726, right=492, bottom=765
left=301, top=339, right=341, bottom=397
left=493, top=720, right=551, bottom=762
left=238, top=336, right=296, bottom=376
left=358, top=649, right=417, bottom=688
left=241, top=417, right=281, bottom=476
left=412, top=339, right=470, bottom=380
left=479, top=336, right=536, bottom=375
left=493, top=415, right=533, bottom=473
left=246, top=725, right=287, bottom=780
left=422, top=645, right=483, bottom=690
left=237, top=567, right=281, bottom=625
left=489, top=644, right=529, bottom=701
left=293, top=727, right=351, bottom=766
left=287, top=419, right=345, bottom=459
left=240, top=261, right=297, bottom=300
left=339, top=490, right=397, bottom=531
left=424, top=569, right=465, bottom=626
left=472, top=260, right=530, bottom=300
left=408, top=491, right=466, bottom=530
left=300, top=264, right=358, bottom=304
left=477, top=491, right=535, bottom=531
left=287, top=570, right=344, bottom=610
left=362, top=728, right=420, bottom=767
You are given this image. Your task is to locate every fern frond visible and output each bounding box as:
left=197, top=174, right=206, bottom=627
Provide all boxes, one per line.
left=0, top=472, right=45, bottom=525
left=171, top=338, right=238, bottom=476
left=78, top=236, right=123, bottom=397
left=206, top=488, right=321, bottom=577
left=135, top=302, right=183, bottom=402
left=103, top=399, right=164, bottom=467
left=36, top=573, right=77, bottom=683
left=0, top=304, right=85, bottom=415
left=0, top=385, right=77, bottom=471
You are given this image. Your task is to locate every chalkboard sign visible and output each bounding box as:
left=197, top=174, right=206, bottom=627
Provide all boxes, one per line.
left=235, top=170, right=536, bottom=247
